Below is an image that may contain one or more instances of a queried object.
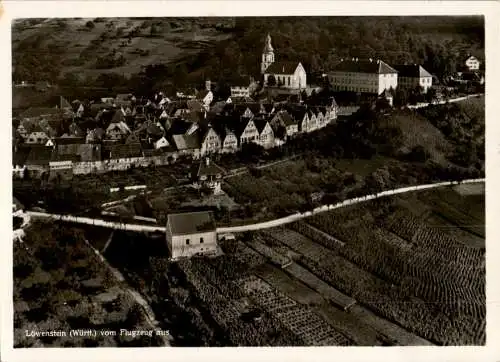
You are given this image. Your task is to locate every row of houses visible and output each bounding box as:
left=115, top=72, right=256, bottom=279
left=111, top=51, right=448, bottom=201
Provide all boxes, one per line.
left=13, top=92, right=338, bottom=178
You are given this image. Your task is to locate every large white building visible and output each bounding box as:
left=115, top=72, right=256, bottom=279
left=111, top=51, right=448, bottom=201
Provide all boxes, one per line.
left=328, top=58, right=398, bottom=95
left=166, top=211, right=218, bottom=260
left=261, top=34, right=307, bottom=90
left=393, top=64, right=433, bottom=93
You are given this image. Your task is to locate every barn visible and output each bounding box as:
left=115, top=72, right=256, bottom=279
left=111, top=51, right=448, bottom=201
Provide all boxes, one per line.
left=166, top=211, right=218, bottom=260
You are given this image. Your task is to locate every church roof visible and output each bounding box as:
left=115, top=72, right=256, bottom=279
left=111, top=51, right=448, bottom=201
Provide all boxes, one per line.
left=266, top=61, right=302, bottom=75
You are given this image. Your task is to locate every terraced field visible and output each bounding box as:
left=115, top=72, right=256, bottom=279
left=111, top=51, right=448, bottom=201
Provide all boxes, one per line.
left=281, top=184, right=485, bottom=345
left=186, top=183, right=484, bottom=346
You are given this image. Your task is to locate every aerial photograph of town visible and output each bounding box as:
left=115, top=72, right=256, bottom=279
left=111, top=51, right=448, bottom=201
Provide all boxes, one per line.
left=12, top=16, right=485, bottom=348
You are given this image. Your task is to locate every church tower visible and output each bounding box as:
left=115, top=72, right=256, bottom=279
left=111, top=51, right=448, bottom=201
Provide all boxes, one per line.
left=261, top=33, right=275, bottom=74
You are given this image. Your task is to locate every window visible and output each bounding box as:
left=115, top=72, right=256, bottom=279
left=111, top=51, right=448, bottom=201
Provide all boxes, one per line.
left=200, top=237, right=204, bottom=244
left=186, top=239, right=190, bottom=245
left=288, top=77, right=290, bottom=86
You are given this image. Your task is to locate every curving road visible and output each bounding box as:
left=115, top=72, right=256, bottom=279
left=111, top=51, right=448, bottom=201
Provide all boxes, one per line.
left=25, top=178, right=484, bottom=235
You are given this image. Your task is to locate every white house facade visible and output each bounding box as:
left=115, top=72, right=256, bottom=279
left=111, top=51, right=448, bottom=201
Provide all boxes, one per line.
left=328, top=59, right=398, bottom=95
left=394, top=64, right=433, bottom=93
left=166, top=211, right=218, bottom=260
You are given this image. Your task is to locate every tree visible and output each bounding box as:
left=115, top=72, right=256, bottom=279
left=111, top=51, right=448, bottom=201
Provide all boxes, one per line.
left=426, top=87, right=437, bottom=104
left=394, top=88, right=409, bottom=107
left=267, top=75, right=276, bottom=87
left=85, top=21, right=95, bottom=29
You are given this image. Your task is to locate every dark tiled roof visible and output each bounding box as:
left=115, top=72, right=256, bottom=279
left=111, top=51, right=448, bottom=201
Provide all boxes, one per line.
left=167, top=211, right=216, bottom=235
left=393, top=64, right=432, bottom=78
left=279, top=111, right=296, bottom=127
left=55, top=136, right=86, bottom=145
left=196, top=159, right=226, bottom=177
left=58, top=143, right=101, bottom=162
left=196, top=90, right=211, bottom=100
left=25, top=146, right=54, bottom=165
left=288, top=107, right=307, bottom=122
left=265, top=61, right=301, bottom=75
left=169, top=119, right=192, bottom=135
left=172, top=131, right=201, bottom=151
left=331, top=59, right=397, bottom=74
left=253, top=118, right=269, bottom=134
left=230, top=96, right=255, bottom=104
left=187, top=100, right=205, bottom=112
left=231, top=76, right=252, bottom=87
left=226, top=118, right=252, bottom=138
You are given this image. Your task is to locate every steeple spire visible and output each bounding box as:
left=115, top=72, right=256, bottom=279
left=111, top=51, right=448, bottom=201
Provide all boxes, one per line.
left=261, top=33, right=275, bottom=74
left=263, top=33, right=273, bottom=53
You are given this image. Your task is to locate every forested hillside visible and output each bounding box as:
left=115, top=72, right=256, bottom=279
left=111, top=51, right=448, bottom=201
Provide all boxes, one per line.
left=12, top=16, right=484, bottom=96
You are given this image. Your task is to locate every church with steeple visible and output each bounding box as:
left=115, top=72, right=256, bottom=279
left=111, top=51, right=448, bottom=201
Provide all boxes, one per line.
left=260, top=34, right=307, bottom=91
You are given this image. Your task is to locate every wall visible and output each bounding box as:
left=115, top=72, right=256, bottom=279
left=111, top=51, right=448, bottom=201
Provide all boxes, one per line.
left=169, top=231, right=218, bottom=260
left=72, top=152, right=181, bottom=175
left=378, top=73, right=398, bottom=95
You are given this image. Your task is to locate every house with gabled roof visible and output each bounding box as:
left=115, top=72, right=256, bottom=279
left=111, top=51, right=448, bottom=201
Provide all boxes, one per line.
left=105, top=111, right=131, bottom=141
left=464, top=55, right=480, bottom=72
left=254, top=118, right=275, bottom=149
left=196, top=89, right=214, bottom=111
left=269, top=110, right=299, bottom=139
left=25, top=124, right=50, bottom=144
left=230, top=117, right=260, bottom=146
left=393, top=64, right=433, bottom=93
left=166, top=210, right=218, bottom=260
left=199, top=125, right=222, bottom=156
left=328, top=58, right=398, bottom=95
left=230, top=76, right=254, bottom=98
left=190, top=157, right=226, bottom=194
left=211, top=116, right=238, bottom=154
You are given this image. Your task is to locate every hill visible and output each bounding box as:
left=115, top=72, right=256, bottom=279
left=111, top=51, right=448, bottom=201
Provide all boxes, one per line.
left=12, top=18, right=234, bottom=83
left=12, top=16, right=484, bottom=92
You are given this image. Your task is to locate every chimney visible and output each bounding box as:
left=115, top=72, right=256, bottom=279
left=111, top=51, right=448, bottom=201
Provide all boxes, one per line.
left=205, top=79, right=211, bottom=91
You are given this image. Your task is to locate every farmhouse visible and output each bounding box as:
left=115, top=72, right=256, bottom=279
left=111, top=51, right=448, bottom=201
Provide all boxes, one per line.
left=393, top=64, right=433, bottom=93
left=166, top=211, right=218, bottom=260
left=328, top=58, right=398, bottom=95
